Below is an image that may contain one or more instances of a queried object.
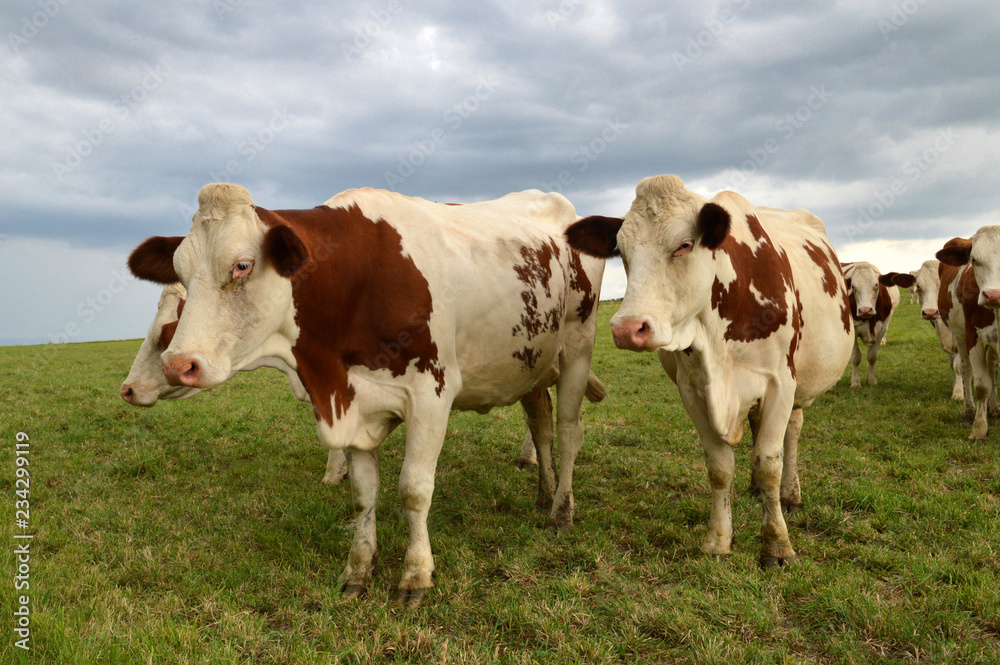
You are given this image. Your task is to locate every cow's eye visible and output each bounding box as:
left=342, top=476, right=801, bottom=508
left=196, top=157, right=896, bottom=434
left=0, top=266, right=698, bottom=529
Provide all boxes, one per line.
left=232, top=259, right=254, bottom=279
left=672, top=240, right=694, bottom=257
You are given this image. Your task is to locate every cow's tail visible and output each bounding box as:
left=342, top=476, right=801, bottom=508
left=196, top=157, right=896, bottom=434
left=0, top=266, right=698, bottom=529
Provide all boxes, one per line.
left=585, top=371, right=607, bottom=403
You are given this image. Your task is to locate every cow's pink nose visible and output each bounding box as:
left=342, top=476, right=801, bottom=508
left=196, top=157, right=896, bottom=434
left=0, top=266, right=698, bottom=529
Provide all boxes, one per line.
left=611, top=318, right=653, bottom=351
left=921, top=309, right=939, bottom=320
left=983, top=290, right=1000, bottom=308
left=857, top=307, right=874, bottom=318
left=163, top=358, right=201, bottom=387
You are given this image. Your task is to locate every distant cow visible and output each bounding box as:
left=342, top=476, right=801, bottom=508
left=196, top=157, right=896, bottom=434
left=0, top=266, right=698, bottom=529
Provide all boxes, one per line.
left=911, top=259, right=964, bottom=401
left=566, top=174, right=853, bottom=568
left=937, top=229, right=1000, bottom=440
left=842, top=262, right=915, bottom=388
left=127, top=184, right=605, bottom=606
left=120, top=283, right=350, bottom=485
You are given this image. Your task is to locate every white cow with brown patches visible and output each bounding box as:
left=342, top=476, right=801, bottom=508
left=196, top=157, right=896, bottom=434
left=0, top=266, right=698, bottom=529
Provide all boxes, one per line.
left=126, top=184, right=605, bottom=606
left=937, top=228, right=1000, bottom=440
left=911, top=259, right=964, bottom=401
left=842, top=261, right=915, bottom=388
left=566, top=174, right=854, bottom=568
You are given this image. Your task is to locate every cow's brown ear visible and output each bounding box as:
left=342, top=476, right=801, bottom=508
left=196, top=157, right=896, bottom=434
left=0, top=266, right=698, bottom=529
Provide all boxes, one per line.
left=697, top=203, right=730, bottom=249
left=565, top=216, right=623, bottom=258
left=936, top=238, right=972, bottom=266
left=264, top=224, right=309, bottom=277
left=128, top=236, right=183, bottom=284
left=882, top=272, right=916, bottom=288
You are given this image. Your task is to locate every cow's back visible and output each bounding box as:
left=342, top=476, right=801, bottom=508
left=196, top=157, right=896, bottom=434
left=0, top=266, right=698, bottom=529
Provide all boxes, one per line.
left=757, top=207, right=854, bottom=405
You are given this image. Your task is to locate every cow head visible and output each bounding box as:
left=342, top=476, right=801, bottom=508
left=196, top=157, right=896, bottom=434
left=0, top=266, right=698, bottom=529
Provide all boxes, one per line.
left=128, top=183, right=304, bottom=388
left=120, top=283, right=200, bottom=406
left=937, top=227, right=1000, bottom=309
left=566, top=174, right=728, bottom=352
left=911, top=260, right=943, bottom=320
left=843, top=262, right=914, bottom=319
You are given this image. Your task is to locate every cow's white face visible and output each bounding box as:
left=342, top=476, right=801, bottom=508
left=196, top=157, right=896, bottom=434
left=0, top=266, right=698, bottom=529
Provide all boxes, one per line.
left=612, top=183, right=716, bottom=352
left=846, top=263, right=882, bottom=319
left=912, top=260, right=941, bottom=320
left=968, top=227, right=1000, bottom=308
left=121, top=283, right=200, bottom=405
left=163, top=184, right=297, bottom=388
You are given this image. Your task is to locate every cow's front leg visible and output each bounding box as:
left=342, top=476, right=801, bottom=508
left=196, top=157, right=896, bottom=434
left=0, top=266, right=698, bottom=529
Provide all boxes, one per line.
left=970, top=344, right=993, bottom=440
left=958, top=346, right=975, bottom=421
left=850, top=339, right=863, bottom=389
left=700, top=435, right=736, bottom=556
left=395, top=408, right=450, bottom=608
left=338, top=448, right=379, bottom=597
left=520, top=390, right=555, bottom=512
left=866, top=340, right=880, bottom=386
left=751, top=395, right=797, bottom=568
left=548, top=353, right=595, bottom=533
left=949, top=353, right=964, bottom=401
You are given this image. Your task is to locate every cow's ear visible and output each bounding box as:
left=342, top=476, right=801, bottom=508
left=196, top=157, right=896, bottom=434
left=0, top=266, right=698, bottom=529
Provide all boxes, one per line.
left=697, top=202, right=730, bottom=250
left=936, top=238, right=972, bottom=266
left=882, top=272, right=916, bottom=288
left=128, top=236, right=183, bottom=284
left=263, top=224, right=309, bottom=277
left=565, top=216, right=623, bottom=258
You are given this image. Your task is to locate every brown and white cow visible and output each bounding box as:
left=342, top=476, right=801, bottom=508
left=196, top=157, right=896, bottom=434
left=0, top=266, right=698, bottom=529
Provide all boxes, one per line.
left=937, top=229, right=1000, bottom=440
left=127, top=184, right=605, bottom=605
left=566, top=174, right=853, bottom=568
left=120, top=283, right=350, bottom=485
left=842, top=262, right=915, bottom=388
left=911, top=259, right=964, bottom=401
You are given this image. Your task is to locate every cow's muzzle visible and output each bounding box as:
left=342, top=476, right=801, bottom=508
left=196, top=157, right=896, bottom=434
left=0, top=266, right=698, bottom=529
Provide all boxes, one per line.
left=921, top=309, right=939, bottom=321
left=163, top=357, right=203, bottom=387
left=611, top=317, right=655, bottom=351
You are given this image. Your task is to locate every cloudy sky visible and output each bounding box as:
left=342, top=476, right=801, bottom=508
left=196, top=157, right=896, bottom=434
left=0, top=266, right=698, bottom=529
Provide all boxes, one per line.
left=2, top=0, right=999, bottom=345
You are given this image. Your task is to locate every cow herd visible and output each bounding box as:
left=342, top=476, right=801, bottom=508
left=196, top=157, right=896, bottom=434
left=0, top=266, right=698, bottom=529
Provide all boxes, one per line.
left=119, top=173, right=996, bottom=606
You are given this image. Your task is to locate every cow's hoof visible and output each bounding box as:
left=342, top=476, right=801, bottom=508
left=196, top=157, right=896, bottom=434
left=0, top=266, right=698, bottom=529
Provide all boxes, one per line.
left=394, top=587, right=430, bottom=609
left=759, top=555, right=797, bottom=569
left=781, top=499, right=802, bottom=514
left=516, top=457, right=537, bottom=470
left=545, top=519, right=573, bottom=536
left=341, top=584, right=367, bottom=598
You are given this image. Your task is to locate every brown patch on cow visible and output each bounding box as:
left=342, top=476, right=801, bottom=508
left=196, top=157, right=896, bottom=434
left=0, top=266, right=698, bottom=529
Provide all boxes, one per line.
left=803, top=241, right=839, bottom=297
left=710, top=214, right=794, bottom=343
left=511, top=241, right=565, bottom=367
left=787, top=289, right=804, bottom=378
left=956, top=264, right=996, bottom=352
left=256, top=204, right=446, bottom=426
left=938, top=262, right=961, bottom=327
left=157, top=297, right=186, bottom=350
left=567, top=248, right=596, bottom=322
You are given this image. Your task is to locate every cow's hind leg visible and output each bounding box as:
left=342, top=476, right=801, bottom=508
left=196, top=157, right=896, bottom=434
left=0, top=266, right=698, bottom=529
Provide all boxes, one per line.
left=949, top=352, right=964, bottom=401
left=520, top=390, right=555, bottom=511
left=338, top=448, right=379, bottom=597
left=321, top=449, right=349, bottom=485
left=747, top=404, right=762, bottom=498
left=850, top=339, right=863, bottom=389
left=548, top=352, right=592, bottom=533
left=751, top=392, right=797, bottom=568
left=780, top=409, right=803, bottom=513
left=970, top=344, right=991, bottom=440
left=866, top=340, right=880, bottom=386
left=395, top=407, right=451, bottom=608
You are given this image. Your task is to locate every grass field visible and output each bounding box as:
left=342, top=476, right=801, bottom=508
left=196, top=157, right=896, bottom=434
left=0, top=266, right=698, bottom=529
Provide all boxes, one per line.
left=2, top=298, right=1000, bottom=664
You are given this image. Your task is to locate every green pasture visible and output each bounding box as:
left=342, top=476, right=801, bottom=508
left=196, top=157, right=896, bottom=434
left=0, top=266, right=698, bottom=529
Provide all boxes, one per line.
left=2, top=299, right=999, bottom=663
